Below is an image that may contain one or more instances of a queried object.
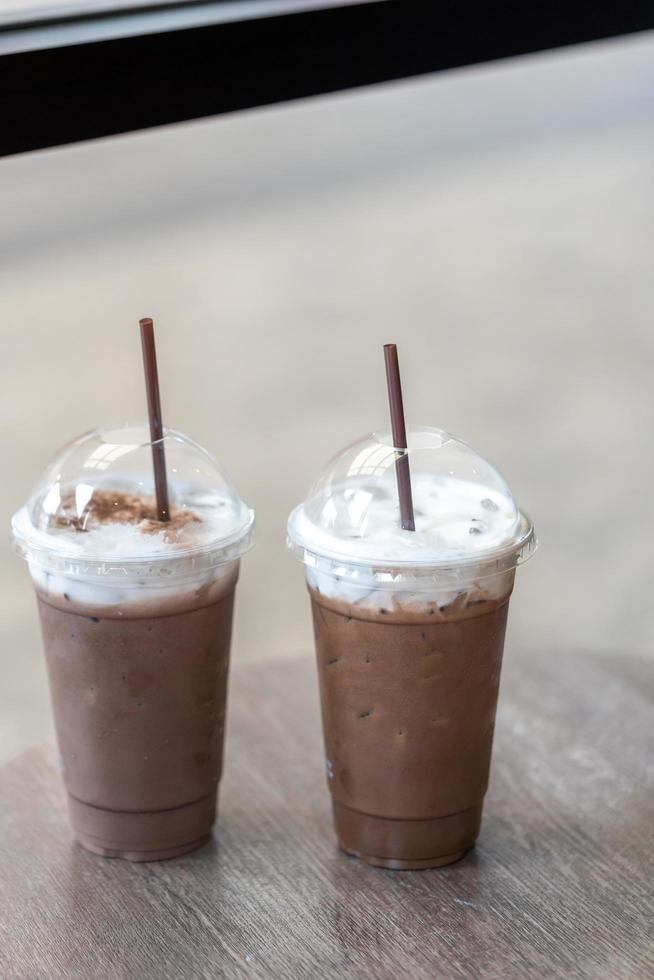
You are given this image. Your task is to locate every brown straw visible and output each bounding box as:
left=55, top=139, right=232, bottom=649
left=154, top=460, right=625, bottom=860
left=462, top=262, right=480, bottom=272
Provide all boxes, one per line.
left=139, top=317, right=170, bottom=522
left=383, top=343, right=415, bottom=531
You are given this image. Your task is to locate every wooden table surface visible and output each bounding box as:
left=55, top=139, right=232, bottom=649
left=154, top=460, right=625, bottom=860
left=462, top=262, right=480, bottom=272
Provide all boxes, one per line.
left=1, top=649, right=653, bottom=979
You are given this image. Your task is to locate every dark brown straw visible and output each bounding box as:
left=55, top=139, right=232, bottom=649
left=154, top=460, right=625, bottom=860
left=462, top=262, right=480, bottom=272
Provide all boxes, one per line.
left=383, top=343, right=415, bottom=531
left=139, top=317, right=170, bottom=522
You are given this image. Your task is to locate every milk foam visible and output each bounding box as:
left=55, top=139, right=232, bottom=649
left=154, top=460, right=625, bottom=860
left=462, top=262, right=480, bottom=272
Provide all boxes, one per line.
left=290, top=475, right=518, bottom=562
left=30, top=503, right=240, bottom=560
left=29, top=560, right=238, bottom=611
left=304, top=565, right=513, bottom=614
left=289, top=475, right=525, bottom=611
left=12, top=424, right=255, bottom=611
left=13, top=493, right=252, bottom=610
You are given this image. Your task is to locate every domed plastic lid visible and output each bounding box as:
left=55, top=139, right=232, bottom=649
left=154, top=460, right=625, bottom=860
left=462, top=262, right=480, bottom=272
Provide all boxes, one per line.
left=12, top=424, right=255, bottom=578
left=287, top=426, right=535, bottom=570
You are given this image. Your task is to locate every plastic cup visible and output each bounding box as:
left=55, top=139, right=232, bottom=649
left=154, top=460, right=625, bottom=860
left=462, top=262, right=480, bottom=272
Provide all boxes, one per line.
left=288, top=427, right=535, bottom=869
left=12, top=424, right=254, bottom=861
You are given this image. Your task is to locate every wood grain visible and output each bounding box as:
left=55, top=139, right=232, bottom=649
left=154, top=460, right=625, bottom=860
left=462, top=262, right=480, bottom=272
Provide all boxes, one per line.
left=0, top=649, right=652, bottom=979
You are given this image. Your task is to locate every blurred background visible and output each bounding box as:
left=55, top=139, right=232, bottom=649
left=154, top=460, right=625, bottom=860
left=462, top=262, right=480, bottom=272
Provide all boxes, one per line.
left=1, top=30, right=653, bottom=762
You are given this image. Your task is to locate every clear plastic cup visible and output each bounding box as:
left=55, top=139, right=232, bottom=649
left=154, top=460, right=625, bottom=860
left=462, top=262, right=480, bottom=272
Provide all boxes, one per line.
left=12, top=424, right=254, bottom=861
left=287, top=426, right=535, bottom=869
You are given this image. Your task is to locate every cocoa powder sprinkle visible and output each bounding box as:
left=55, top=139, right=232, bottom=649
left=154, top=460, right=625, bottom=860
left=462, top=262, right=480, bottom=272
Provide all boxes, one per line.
left=52, top=490, right=200, bottom=538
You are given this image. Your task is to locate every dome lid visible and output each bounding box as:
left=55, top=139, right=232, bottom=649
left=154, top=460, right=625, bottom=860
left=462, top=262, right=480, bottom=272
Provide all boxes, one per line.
left=287, top=426, right=534, bottom=570
left=12, top=423, right=254, bottom=578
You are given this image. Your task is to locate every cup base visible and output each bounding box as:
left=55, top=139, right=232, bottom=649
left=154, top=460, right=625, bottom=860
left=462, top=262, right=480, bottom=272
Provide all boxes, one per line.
left=339, top=844, right=469, bottom=870
left=75, top=833, right=211, bottom=862
left=67, top=791, right=217, bottom=862
left=332, top=799, right=482, bottom=870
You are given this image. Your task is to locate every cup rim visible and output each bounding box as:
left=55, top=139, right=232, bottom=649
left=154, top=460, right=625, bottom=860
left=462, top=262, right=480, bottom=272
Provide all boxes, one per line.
left=287, top=507, right=536, bottom=574
left=11, top=503, right=255, bottom=580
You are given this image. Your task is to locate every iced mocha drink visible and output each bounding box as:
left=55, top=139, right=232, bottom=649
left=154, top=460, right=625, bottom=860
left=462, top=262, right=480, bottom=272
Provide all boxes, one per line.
left=288, top=427, right=535, bottom=869
left=12, top=425, right=254, bottom=861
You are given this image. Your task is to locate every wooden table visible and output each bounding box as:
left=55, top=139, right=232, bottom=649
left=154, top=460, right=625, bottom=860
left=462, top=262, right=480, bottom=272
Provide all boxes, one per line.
left=1, top=650, right=652, bottom=979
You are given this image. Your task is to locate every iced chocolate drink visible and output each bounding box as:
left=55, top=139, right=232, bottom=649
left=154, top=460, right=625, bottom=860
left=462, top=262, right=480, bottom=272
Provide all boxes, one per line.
left=288, top=427, right=535, bottom=869
left=12, top=425, right=254, bottom=861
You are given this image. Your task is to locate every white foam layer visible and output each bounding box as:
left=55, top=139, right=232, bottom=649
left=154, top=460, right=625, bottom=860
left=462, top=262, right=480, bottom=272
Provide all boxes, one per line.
left=290, top=475, right=520, bottom=565
left=29, top=560, right=238, bottom=611
left=13, top=494, right=254, bottom=569
left=305, top=565, right=513, bottom=613
left=13, top=494, right=253, bottom=609
left=287, top=427, right=536, bottom=611
left=289, top=474, right=530, bottom=610
left=27, top=497, right=246, bottom=560
left=64, top=520, right=190, bottom=556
